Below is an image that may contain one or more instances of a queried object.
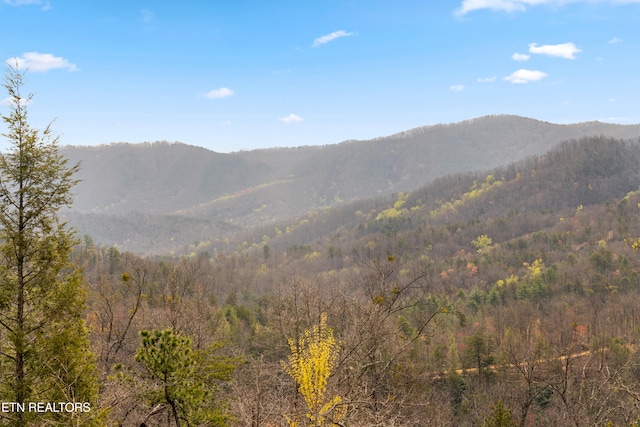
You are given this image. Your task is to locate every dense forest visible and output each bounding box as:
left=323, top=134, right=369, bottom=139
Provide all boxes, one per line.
left=65, top=135, right=640, bottom=425
left=61, top=115, right=640, bottom=254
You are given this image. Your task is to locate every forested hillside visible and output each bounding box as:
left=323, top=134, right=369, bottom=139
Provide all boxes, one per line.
left=208, top=136, right=640, bottom=258
left=76, top=135, right=640, bottom=425
left=63, top=115, right=640, bottom=254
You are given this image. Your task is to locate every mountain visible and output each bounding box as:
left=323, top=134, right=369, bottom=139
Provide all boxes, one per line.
left=243, top=135, right=640, bottom=260
left=72, top=135, right=640, bottom=426
left=61, top=115, right=640, bottom=254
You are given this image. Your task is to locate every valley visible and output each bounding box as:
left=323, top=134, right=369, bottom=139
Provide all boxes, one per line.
left=68, top=125, right=640, bottom=425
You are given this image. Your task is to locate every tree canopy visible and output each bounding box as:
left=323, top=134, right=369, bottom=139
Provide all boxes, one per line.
left=0, top=66, right=100, bottom=426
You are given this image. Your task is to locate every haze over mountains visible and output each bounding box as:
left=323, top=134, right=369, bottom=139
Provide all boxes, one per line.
left=62, top=115, right=640, bottom=254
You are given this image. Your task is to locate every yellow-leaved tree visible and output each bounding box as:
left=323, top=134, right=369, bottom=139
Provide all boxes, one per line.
left=632, top=203, right=640, bottom=251
left=282, top=313, right=346, bottom=426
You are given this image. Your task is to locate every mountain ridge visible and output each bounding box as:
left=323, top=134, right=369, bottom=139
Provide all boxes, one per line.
left=60, top=115, right=640, bottom=254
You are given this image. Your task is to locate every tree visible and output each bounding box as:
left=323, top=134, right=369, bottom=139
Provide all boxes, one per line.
left=483, top=400, right=517, bottom=427
left=0, top=66, right=101, bottom=425
left=464, top=331, right=494, bottom=380
left=91, top=255, right=149, bottom=373
left=472, top=234, right=493, bottom=253
left=135, top=329, right=198, bottom=426
left=134, top=329, right=236, bottom=426
left=282, top=313, right=345, bottom=426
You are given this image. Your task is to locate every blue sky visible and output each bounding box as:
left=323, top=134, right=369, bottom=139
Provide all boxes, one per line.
left=1, top=0, right=639, bottom=152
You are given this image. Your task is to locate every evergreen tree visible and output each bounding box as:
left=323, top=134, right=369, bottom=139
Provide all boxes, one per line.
left=0, top=66, right=101, bottom=426
left=483, top=400, right=517, bottom=427
left=135, top=329, right=236, bottom=426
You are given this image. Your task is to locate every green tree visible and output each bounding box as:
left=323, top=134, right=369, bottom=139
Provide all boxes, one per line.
left=0, top=66, right=101, bottom=426
left=483, top=400, right=517, bottom=427
left=464, top=331, right=494, bottom=379
left=135, top=329, right=236, bottom=426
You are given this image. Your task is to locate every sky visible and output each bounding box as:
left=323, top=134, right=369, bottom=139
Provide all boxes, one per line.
left=0, top=0, right=639, bottom=152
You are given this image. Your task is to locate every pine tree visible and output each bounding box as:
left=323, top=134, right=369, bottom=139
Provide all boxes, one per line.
left=483, top=400, right=517, bottom=427
left=136, top=329, right=196, bottom=427
left=135, top=329, right=236, bottom=426
left=0, top=66, right=101, bottom=426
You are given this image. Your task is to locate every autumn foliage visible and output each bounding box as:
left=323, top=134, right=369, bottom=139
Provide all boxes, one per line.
left=282, top=313, right=345, bottom=426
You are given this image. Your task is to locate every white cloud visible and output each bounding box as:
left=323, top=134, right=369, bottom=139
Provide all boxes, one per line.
left=449, top=84, right=465, bottom=92
left=477, top=76, right=496, bottom=83
left=4, top=0, right=39, bottom=5
left=5, top=52, right=77, bottom=72
left=456, top=0, right=527, bottom=15
left=529, top=42, right=581, bottom=59
left=1, top=96, right=30, bottom=107
left=202, top=88, right=234, bottom=99
left=608, top=37, right=623, bottom=44
left=512, top=52, right=531, bottom=61
left=279, top=113, right=303, bottom=123
left=456, top=0, right=559, bottom=15
left=4, top=0, right=50, bottom=10
left=456, top=0, right=640, bottom=15
left=312, top=30, right=354, bottom=47
left=503, top=69, right=548, bottom=83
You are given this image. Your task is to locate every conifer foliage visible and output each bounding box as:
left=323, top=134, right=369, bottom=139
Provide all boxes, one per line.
left=134, top=328, right=237, bottom=426
left=135, top=329, right=199, bottom=426
left=0, top=66, right=100, bottom=426
left=483, top=400, right=518, bottom=427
